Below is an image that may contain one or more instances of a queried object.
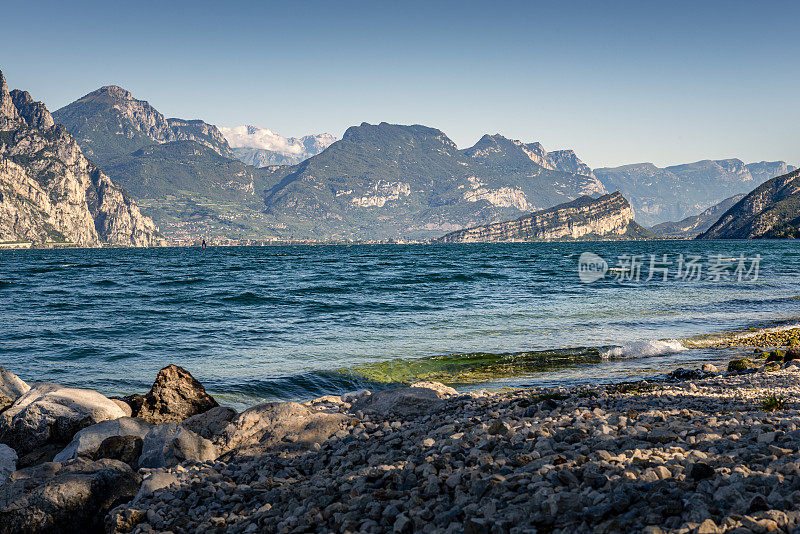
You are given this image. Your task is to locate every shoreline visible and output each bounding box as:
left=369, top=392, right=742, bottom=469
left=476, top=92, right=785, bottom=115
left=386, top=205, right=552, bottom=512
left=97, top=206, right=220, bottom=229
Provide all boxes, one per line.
left=110, top=360, right=800, bottom=534
left=1, top=336, right=800, bottom=532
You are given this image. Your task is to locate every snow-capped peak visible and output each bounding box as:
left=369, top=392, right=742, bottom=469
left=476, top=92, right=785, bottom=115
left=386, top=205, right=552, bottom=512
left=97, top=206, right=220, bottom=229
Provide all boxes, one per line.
left=219, top=125, right=336, bottom=157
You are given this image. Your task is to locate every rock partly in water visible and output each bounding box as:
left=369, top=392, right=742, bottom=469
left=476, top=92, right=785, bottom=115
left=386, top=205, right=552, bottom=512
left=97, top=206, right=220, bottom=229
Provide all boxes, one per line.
left=0, top=458, right=141, bottom=534
left=0, top=444, right=16, bottom=486
left=215, top=402, right=347, bottom=456
left=0, top=383, right=126, bottom=456
left=0, top=368, right=29, bottom=414
left=138, top=423, right=217, bottom=468
left=133, top=365, right=218, bottom=424
left=53, top=417, right=152, bottom=463
left=181, top=406, right=237, bottom=440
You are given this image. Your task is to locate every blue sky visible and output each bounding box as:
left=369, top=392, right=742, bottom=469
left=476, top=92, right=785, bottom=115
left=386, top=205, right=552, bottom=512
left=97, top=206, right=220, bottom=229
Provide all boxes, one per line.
left=3, top=0, right=799, bottom=168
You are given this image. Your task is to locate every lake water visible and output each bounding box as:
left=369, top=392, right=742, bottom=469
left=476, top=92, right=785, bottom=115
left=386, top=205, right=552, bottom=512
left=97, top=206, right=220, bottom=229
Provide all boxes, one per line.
left=1, top=242, right=799, bottom=408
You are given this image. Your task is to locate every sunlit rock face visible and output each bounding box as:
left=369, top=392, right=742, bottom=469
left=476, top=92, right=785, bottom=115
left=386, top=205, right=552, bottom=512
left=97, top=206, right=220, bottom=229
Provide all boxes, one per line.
left=0, top=71, right=163, bottom=246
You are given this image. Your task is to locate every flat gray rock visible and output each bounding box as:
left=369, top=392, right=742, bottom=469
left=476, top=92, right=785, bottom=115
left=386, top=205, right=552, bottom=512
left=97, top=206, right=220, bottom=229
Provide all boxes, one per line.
left=350, top=384, right=451, bottom=417
left=0, top=383, right=126, bottom=456
left=215, top=401, right=347, bottom=456
left=53, top=417, right=152, bottom=462
left=139, top=423, right=217, bottom=468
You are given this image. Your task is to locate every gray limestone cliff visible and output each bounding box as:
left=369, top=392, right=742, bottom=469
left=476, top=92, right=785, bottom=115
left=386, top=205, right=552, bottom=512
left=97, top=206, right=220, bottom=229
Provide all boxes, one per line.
left=437, top=192, right=647, bottom=242
left=0, top=70, right=164, bottom=246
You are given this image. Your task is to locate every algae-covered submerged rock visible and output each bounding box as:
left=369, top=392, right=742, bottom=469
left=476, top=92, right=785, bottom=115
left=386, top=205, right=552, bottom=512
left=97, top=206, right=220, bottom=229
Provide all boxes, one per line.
left=727, top=359, right=756, bottom=374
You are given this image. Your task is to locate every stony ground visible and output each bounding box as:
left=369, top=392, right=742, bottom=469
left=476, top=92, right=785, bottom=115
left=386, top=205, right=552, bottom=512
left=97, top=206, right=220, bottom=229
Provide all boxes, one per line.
left=692, top=327, right=800, bottom=349
left=110, top=362, right=800, bottom=534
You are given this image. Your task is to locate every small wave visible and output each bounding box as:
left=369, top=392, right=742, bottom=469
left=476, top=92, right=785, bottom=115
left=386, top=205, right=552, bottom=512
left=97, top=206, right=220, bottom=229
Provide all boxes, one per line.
left=602, top=340, right=688, bottom=359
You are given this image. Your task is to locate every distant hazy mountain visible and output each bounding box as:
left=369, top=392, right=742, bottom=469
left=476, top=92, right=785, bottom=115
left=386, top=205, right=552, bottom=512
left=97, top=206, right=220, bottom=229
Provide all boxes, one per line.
left=650, top=194, right=745, bottom=238
left=699, top=168, right=800, bottom=239
left=595, top=160, right=796, bottom=226
left=0, top=71, right=162, bottom=246
left=220, top=125, right=336, bottom=166
left=437, top=192, right=652, bottom=242
left=259, top=122, right=609, bottom=240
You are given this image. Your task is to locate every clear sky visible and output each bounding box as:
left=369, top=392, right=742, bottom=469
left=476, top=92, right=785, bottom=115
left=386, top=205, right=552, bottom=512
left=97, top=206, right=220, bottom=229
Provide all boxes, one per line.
left=3, top=0, right=798, bottom=168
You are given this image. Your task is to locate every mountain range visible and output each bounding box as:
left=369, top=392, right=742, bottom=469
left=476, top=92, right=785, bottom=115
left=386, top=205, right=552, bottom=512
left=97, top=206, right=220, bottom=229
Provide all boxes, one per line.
left=24, top=80, right=795, bottom=244
left=219, top=125, right=336, bottom=167
left=699, top=168, right=800, bottom=239
left=50, top=84, right=615, bottom=241
left=0, top=71, right=162, bottom=246
left=258, top=123, right=609, bottom=239
left=595, top=160, right=796, bottom=227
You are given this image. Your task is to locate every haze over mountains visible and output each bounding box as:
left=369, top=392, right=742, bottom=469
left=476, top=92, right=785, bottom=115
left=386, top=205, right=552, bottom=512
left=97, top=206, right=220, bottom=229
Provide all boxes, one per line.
left=650, top=194, right=746, bottom=238
left=699, top=168, right=800, bottom=239
left=595, top=160, right=796, bottom=227
left=0, top=78, right=782, bottom=244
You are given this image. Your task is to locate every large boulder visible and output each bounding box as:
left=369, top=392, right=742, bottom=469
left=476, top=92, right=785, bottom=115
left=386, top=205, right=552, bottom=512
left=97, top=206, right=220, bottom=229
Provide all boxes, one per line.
left=138, top=423, right=217, bottom=468
left=215, top=402, right=347, bottom=456
left=130, top=365, right=218, bottom=424
left=181, top=406, right=237, bottom=440
left=350, top=382, right=455, bottom=417
left=0, top=368, right=29, bottom=414
left=0, top=383, right=126, bottom=456
left=53, top=417, right=152, bottom=463
left=0, top=458, right=141, bottom=534
left=0, top=445, right=16, bottom=486
left=93, top=436, right=144, bottom=471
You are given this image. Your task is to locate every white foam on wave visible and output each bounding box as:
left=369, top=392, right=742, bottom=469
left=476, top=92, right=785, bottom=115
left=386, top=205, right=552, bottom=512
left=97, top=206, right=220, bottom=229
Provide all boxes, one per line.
left=602, top=339, right=688, bottom=359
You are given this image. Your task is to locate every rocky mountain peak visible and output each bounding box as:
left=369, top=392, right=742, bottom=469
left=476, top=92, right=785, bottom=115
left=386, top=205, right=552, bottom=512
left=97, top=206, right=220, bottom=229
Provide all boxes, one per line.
left=56, top=86, right=236, bottom=158
left=341, top=122, right=457, bottom=151
left=0, top=70, right=21, bottom=127
left=10, top=90, right=55, bottom=130
left=87, top=85, right=135, bottom=102
left=463, top=134, right=599, bottom=183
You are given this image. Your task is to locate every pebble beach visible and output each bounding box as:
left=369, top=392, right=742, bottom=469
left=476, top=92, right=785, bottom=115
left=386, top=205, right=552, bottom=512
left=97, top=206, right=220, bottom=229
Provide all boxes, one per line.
left=110, top=355, right=800, bottom=533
